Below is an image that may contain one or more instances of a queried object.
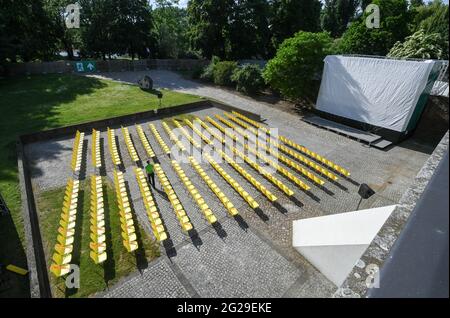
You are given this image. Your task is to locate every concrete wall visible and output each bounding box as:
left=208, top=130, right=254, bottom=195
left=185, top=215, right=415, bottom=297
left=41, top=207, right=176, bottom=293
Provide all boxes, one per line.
left=5, top=59, right=209, bottom=77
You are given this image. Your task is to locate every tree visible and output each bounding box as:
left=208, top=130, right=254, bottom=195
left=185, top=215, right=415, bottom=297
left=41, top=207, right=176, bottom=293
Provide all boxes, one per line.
left=338, top=0, right=410, bottom=56
left=44, top=0, right=82, bottom=60
left=269, top=0, right=322, bottom=49
left=1, top=0, right=57, bottom=64
left=388, top=29, right=447, bottom=59
left=79, top=0, right=153, bottom=59
left=152, top=0, right=190, bottom=58
left=321, top=0, right=359, bottom=37
left=263, top=31, right=334, bottom=102
left=410, top=0, right=448, bottom=37
left=409, top=0, right=424, bottom=8
left=227, top=0, right=272, bottom=59
left=187, top=0, right=234, bottom=59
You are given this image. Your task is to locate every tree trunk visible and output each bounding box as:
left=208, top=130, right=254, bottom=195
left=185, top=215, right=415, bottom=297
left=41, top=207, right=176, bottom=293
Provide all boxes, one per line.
left=63, top=39, right=74, bottom=60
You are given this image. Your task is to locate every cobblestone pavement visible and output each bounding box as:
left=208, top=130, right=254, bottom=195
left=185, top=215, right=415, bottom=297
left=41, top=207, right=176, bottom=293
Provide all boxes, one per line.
left=26, top=73, right=432, bottom=297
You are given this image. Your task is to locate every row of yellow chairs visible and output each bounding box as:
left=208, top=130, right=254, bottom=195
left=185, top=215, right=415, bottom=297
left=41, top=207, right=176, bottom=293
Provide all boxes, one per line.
left=172, top=119, right=201, bottom=148
left=184, top=118, right=277, bottom=203
left=191, top=118, right=224, bottom=143
left=162, top=121, right=186, bottom=152
left=223, top=112, right=260, bottom=136
left=122, top=126, right=139, bottom=162
left=113, top=170, right=138, bottom=252
left=89, top=176, right=107, bottom=264
left=91, top=129, right=101, bottom=169
left=205, top=116, right=310, bottom=191
left=136, top=125, right=156, bottom=158
left=172, top=160, right=218, bottom=224
left=231, top=111, right=268, bottom=132
left=49, top=178, right=79, bottom=277
left=107, top=128, right=122, bottom=166
left=230, top=111, right=351, bottom=177
left=189, top=156, right=239, bottom=217
left=163, top=121, right=238, bottom=217
left=205, top=116, right=238, bottom=142
left=172, top=119, right=266, bottom=208
left=279, top=136, right=350, bottom=177
left=195, top=118, right=294, bottom=197
left=216, top=115, right=327, bottom=185
left=153, top=163, right=193, bottom=232
left=71, top=131, right=84, bottom=172
left=226, top=113, right=338, bottom=182
left=219, top=149, right=277, bottom=202
left=150, top=123, right=171, bottom=155
left=134, top=168, right=167, bottom=241
left=203, top=153, right=259, bottom=209
left=225, top=112, right=338, bottom=182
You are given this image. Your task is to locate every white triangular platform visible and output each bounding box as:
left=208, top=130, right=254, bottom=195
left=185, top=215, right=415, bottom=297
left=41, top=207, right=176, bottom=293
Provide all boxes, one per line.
left=293, top=205, right=396, bottom=287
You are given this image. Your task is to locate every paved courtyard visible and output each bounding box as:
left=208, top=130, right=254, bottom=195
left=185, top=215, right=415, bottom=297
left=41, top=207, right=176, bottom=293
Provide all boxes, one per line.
left=25, top=75, right=432, bottom=297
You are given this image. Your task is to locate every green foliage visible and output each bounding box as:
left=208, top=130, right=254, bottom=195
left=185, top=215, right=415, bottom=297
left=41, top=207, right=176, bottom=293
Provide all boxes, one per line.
left=410, top=0, right=448, bottom=55
left=320, top=0, right=360, bottom=38
left=263, top=31, right=333, bottom=102
left=213, top=61, right=238, bottom=87
left=388, top=29, right=447, bottom=59
left=200, top=56, right=221, bottom=81
left=270, top=0, right=322, bottom=49
left=44, top=0, right=82, bottom=60
left=227, top=0, right=272, bottom=59
left=187, top=0, right=234, bottom=59
left=231, top=64, right=265, bottom=95
left=0, top=0, right=58, bottom=64
left=152, top=0, right=190, bottom=58
left=338, top=0, right=411, bottom=56
left=79, top=0, right=153, bottom=59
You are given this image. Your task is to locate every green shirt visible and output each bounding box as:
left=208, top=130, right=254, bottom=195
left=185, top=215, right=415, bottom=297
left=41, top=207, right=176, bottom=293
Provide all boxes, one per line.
left=145, top=163, right=154, bottom=174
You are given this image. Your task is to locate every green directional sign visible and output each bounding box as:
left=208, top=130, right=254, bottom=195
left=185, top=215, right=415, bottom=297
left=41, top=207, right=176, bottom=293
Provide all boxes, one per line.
left=74, top=61, right=96, bottom=73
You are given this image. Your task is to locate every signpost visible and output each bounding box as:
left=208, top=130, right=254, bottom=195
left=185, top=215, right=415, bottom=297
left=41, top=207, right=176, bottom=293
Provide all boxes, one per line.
left=74, top=61, right=96, bottom=73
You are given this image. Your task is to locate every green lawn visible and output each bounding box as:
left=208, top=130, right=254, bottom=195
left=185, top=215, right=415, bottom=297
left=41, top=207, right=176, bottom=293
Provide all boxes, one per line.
left=0, top=73, right=202, bottom=297
left=37, top=179, right=159, bottom=298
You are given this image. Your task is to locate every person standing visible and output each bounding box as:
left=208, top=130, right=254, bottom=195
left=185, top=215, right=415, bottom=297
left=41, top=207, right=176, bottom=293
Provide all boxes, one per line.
left=145, top=160, right=155, bottom=188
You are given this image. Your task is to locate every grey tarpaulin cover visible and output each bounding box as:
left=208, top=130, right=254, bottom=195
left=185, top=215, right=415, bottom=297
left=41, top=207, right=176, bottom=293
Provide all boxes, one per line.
left=316, top=55, right=435, bottom=132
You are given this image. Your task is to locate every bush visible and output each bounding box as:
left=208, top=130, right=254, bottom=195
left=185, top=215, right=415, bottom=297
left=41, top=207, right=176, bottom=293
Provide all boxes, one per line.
left=213, top=61, right=238, bottom=87
left=200, top=56, right=220, bottom=82
left=263, top=31, right=333, bottom=102
left=388, top=29, right=448, bottom=60
left=191, top=64, right=204, bottom=79
left=231, top=64, right=265, bottom=95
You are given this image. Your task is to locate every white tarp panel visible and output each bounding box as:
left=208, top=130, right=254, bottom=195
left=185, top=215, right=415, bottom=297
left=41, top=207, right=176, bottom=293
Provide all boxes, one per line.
left=292, top=205, right=396, bottom=287
left=316, top=56, right=435, bottom=132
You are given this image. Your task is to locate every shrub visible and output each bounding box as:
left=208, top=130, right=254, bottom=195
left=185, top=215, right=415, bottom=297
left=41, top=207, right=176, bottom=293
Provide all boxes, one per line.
left=263, top=31, right=333, bottom=102
left=191, top=64, right=204, bottom=79
left=200, top=56, right=220, bottom=82
left=231, top=64, right=265, bottom=95
left=388, top=29, right=448, bottom=60
left=213, top=61, right=238, bottom=87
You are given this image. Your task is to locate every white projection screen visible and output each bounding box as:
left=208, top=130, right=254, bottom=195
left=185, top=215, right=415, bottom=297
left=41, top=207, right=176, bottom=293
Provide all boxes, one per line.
left=316, top=55, right=434, bottom=132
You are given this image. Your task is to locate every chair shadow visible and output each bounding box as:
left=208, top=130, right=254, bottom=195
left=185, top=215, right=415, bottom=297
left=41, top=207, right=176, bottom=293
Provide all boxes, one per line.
left=124, top=181, right=148, bottom=273
left=233, top=215, right=249, bottom=231
left=188, top=228, right=203, bottom=250
left=254, top=207, right=269, bottom=222
left=212, top=221, right=227, bottom=239
left=102, top=182, right=116, bottom=288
